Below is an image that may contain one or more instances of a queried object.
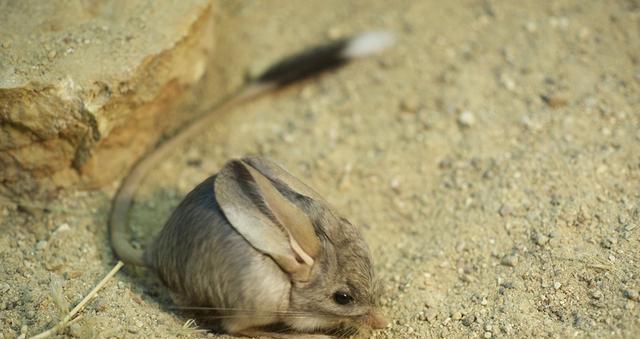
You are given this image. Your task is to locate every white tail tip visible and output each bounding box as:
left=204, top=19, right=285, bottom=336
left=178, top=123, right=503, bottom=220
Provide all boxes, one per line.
left=342, top=30, right=396, bottom=58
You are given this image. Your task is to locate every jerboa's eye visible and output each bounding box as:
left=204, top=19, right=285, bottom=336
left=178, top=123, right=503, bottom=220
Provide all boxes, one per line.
left=333, top=291, right=354, bottom=305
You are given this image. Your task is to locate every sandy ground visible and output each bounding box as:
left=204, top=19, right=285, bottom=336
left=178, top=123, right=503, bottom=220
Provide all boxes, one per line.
left=2, top=1, right=640, bottom=338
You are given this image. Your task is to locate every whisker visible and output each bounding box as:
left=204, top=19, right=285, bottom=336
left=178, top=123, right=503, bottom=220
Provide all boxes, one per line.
left=329, top=324, right=360, bottom=338
left=274, top=323, right=294, bottom=334
left=176, top=309, right=322, bottom=316
left=197, top=314, right=335, bottom=320
left=171, top=306, right=306, bottom=313
left=170, top=306, right=345, bottom=318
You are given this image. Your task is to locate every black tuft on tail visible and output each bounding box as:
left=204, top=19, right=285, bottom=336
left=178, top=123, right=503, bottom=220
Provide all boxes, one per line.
left=254, top=31, right=394, bottom=88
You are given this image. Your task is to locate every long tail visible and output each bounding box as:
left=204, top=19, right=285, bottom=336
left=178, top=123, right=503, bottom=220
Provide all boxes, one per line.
left=109, top=30, right=395, bottom=266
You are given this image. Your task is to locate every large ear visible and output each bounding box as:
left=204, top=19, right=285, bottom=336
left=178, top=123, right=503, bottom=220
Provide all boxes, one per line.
left=214, top=159, right=321, bottom=282
left=242, top=156, right=325, bottom=202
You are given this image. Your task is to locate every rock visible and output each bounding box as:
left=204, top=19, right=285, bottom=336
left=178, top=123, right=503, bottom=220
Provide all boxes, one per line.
left=533, top=233, right=550, bottom=246
left=457, top=111, right=476, bottom=127
left=69, top=323, right=83, bottom=338
left=423, top=309, right=438, bottom=323
left=501, top=254, right=518, bottom=267
left=540, top=94, right=568, bottom=108
left=590, top=290, right=603, bottom=300
left=389, top=177, right=402, bottom=193
left=624, top=289, right=639, bottom=302
left=451, top=311, right=463, bottom=320
left=462, top=313, right=476, bottom=326
left=499, top=204, right=513, bottom=217
left=499, top=73, right=516, bottom=91
left=35, top=240, right=47, bottom=251
left=400, top=96, right=420, bottom=113
left=600, top=236, right=617, bottom=249
left=53, top=223, right=71, bottom=234
left=418, top=309, right=438, bottom=323
left=460, top=274, right=474, bottom=283
left=0, top=1, right=237, bottom=198
left=0, top=282, right=9, bottom=294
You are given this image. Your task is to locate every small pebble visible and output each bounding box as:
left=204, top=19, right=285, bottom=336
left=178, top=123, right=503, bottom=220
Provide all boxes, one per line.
left=624, top=289, right=639, bottom=302
left=540, top=94, right=568, bottom=108
left=54, top=223, right=71, bottom=234
left=600, top=236, right=617, bottom=249
left=451, top=311, right=463, bottom=320
left=499, top=73, right=516, bottom=91
left=553, top=282, right=562, bottom=290
left=417, top=110, right=432, bottom=129
left=0, top=283, right=9, bottom=294
left=35, top=240, right=47, bottom=251
left=69, top=323, right=82, bottom=337
left=501, top=254, right=518, bottom=267
left=92, top=299, right=108, bottom=312
left=590, top=290, right=603, bottom=300
left=573, top=313, right=583, bottom=327
left=423, top=309, right=438, bottom=323
left=498, top=204, right=512, bottom=217
left=457, top=111, right=476, bottom=127
left=389, top=177, right=402, bottom=193
left=525, top=21, right=537, bottom=32
left=26, top=310, right=35, bottom=319
left=400, top=97, right=420, bottom=113
left=533, top=233, right=550, bottom=246
left=462, top=314, right=476, bottom=326
left=460, top=274, right=474, bottom=283
left=484, top=332, right=493, bottom=338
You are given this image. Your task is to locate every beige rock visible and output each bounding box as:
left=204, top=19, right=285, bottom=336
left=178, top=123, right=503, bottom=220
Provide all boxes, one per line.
left=0, top=0, right=238, bottom=198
